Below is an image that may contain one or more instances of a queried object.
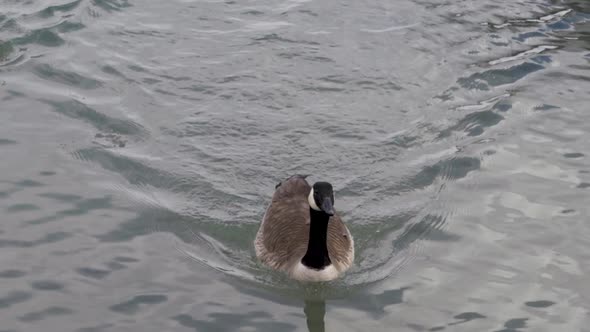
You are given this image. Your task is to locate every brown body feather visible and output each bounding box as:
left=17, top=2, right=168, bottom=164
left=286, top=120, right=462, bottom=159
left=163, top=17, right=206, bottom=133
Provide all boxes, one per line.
left=254, top=175, right=354, bottom=279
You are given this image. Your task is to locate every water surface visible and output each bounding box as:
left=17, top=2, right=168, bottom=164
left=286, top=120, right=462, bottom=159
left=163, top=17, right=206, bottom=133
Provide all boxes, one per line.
left=1, top=0, right=589, bottom=331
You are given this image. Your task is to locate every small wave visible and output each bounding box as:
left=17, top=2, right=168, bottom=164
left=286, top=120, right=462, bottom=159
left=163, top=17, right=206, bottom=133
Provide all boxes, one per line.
left=175, top=235, right=259, bottom=282
left=43, top=99, right=146, bottom=136
left=489, top=8, right=573, bottom=28
left=488, top=45, right=558, bottom=66
left=360, top=23, right=419, bottom=33
left=457, top=62, right=545, bottom=90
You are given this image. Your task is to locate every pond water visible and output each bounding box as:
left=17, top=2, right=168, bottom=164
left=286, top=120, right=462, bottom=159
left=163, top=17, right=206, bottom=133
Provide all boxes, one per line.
left=0, top=0, right=589, bottom=331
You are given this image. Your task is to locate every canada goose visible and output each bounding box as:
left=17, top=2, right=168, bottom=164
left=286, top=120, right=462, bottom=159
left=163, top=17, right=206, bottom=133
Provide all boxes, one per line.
left=254, top=175, right=354, bottom=281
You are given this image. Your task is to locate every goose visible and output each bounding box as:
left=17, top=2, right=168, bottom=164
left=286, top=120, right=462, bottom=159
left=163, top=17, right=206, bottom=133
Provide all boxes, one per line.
left=254, top=175, right=354, bottom=281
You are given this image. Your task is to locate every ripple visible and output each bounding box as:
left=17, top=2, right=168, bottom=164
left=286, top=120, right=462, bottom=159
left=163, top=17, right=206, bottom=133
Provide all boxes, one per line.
left=96, top=207, right=190, bottom=243
left=438, top=110, right=504, bottom=138
left=76, top=324, right=114, bottom=332
left=23, top=215, right=61, bottom=226
left=12, top=29, right=65, bottom=47
left=333, top=287, right=409, bottom=317
left=563, top=152, right=584, bottom=159
left=19, top=306, right=73, bottom=322
left=43, top=99, right=146, bottom=136
left=252, top=33, right=320, bottom=45
left=101, top=65, right=134, bottom=82
left=524, top=300, right=555, bottom=308
left=38, top=192, right=82, bottom=202
left=0, top=139, right=17, bottom=145
left=72, top=148, right=174, bottom=187
left=495, top=318, right=528, bottom=332
left=0, top=40, right=16, bottom=65
left=5, top=203, right=40, bottom=213
left=109, top=294, right=167, bottom=315
left=458, top=62, right=545, bottom=90
left=72, top=148, right=250, bottom=218
left=448, top=312, right=487, bottom=326
left=302, top=85, right=345, bottom=92
left=56, top=196, right=113, bottom=216
left=91, top=0, right=132, bottom=12
left=546, top=71, right=590, bottom=83
left=0, top=232, right=70, bottom=248
left=0, top=291, right=32, bottom=309
left=488, top=45, right=558, bottom=66
left=31, top=280, right=64, bottom=291
left=32, top=64, right=102, bottom=89
left=393, top=214, right=453, bottom=253
left=0, top=270, right=26, bottom=278
left=1, top=90, right=26, bottom=100
left=242, top=10, right=265, bottom=16
left=15, top=179, right=44, bottom=187
left=105, top=261, right=126, bottom=271
left=398, top=157, right=481, bottom=191
left=513, top=31, right=547, bottom=43
left=496, top=191, right=563, bottom=220
left=490, top=9, right=572, bottom=28
left=360, top=22, right=419, bottom=33
left=36, top=0, right=83, bottom=18
left=340, top=213, right=421, bottom=285
left=425, top=311, right=487, bottom=331
left=113, top=256, right=140, bottom=263
left=76, top=267, right=111, bottom=280
left=534, top=104, right=560, bottom=111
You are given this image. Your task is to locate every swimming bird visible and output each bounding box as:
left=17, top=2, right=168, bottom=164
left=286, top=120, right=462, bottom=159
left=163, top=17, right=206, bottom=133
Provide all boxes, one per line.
left=254, top=175, right=354, bottom=281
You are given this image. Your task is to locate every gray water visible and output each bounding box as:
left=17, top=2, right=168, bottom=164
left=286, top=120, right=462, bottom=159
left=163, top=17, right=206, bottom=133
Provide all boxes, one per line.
left=1, top=0, right=589, bottom=331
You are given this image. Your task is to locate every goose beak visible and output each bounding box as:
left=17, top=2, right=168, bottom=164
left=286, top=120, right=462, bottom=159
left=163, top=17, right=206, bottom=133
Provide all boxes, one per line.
left=321, top=199, right=335, bottom=216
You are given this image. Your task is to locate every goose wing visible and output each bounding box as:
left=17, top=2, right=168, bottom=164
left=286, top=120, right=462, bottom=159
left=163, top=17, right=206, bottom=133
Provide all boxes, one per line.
left=327, top=213, right=354, bottom=270
left=255, top=175, right=311, bottom=270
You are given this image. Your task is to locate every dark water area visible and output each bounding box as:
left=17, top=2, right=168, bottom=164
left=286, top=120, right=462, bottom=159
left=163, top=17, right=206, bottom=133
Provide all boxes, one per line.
left=1, top=0, right=589, bottom=331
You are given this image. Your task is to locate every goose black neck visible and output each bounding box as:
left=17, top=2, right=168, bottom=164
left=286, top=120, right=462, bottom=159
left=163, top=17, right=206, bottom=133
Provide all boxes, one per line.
left=301, top=208, right=331, bottom=270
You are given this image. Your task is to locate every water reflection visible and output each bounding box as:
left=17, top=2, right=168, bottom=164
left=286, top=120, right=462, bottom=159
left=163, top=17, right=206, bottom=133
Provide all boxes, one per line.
left=494, top=318, right=528, bottom=332
left=298, top=285, right=410, bottom=331
left=304, top=299, right=325, bottom=332
left=172, top=311, right=298, bottom=331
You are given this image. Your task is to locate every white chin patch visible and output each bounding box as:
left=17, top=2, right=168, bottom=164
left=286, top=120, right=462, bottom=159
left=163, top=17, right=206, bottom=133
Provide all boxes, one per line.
left=308, top=188, right=321, bottom=211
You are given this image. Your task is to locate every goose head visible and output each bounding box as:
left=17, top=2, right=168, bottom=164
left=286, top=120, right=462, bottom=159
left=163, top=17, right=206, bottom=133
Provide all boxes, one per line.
left=308, top=182, right=335, bottom=216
